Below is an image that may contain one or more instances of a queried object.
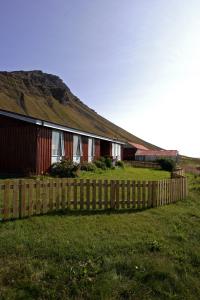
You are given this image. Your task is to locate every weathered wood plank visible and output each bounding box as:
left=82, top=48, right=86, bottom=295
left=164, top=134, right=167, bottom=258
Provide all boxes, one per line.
left=3, top=181, right=10, bottom=220
left=86, top=179, right=90, bottom=209
left=92, top=180, right=96, bottom=210
left=98, top=180, right=102, bottom=209
left=104, top=180, right=108, bottom=209
left=80, top=179, right=84, bottom=210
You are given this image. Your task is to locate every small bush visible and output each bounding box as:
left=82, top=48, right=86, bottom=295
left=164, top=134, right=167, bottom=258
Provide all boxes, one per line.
left=104, top=156, right=113, bottom=168
left=115, top=160, right=125, bottom=168
left=94, top=160, right=107, bottom=170
left=50, top=160, right=80, bottom=178
left=157, top=158, right=176, bottom=172
left=80, top=162, right=97, bottom=172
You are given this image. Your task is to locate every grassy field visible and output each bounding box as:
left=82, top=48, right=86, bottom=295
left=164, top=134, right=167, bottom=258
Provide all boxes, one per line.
left=0, top=170, right=200, bottom=299
left=79, top=166, right=170, bottom=181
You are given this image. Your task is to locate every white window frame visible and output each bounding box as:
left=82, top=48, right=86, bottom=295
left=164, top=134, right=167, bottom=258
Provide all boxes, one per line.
left=88, top=138, right=95, bottom=162
left=51, top=130, right=65, bottom=164
left=73, top=135, right=83, bottom=163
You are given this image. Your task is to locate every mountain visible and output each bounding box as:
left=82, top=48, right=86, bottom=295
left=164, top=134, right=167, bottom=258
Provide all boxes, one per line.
left=0, top=70, right=159, bottom=149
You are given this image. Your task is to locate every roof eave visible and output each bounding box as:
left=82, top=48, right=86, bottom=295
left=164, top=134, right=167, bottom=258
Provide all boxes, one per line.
left=0, top=109, right=125, bottom=144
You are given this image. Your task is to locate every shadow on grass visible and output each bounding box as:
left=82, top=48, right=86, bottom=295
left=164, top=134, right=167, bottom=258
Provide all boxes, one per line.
left=1, top=207, right=152, bottom=223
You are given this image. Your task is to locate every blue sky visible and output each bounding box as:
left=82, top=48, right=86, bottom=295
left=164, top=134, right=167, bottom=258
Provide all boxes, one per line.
left=0, top=0, right=199, bottom=157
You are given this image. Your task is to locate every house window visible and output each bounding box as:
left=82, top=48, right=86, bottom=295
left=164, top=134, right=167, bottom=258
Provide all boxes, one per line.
left=88, top=138, right=95, bottom=162
left=73, top=135, right=83, bottom=163
left=112, top=143, right=121, bottom=161
left=51, top=130, right=65, bottom=164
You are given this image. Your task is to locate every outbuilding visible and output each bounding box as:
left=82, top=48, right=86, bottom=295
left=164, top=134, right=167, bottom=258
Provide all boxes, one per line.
left=122, top=142, right=149, bottom=160
left=135, top=149, right=179, bottom=162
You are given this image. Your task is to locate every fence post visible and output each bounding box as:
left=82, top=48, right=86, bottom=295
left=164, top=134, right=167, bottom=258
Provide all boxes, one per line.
left=110, top=180, right=116, bottom=209
left=152, top=181, right=158, bottom=208
left=18, top=179, right=22, bottom=218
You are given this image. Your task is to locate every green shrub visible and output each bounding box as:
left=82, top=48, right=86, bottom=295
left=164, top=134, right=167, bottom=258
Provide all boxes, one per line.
left=104, top=156, right=113, bottom=168
left=50, top=160, right=80, bottom=178
left=94, top=160, right=107, bottom=170
left=80, top=162, right=97, bottom=172
left=157, top=158, right=176, bottom=172
left=115, top=160, right=125, bottom=168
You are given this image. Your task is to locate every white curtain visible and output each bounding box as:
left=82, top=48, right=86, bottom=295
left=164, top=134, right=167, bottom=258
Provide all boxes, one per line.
left=112, top=143, right=121, bottom=161
left=73, top=135, right=82, bottom=162
left=52, top=131, right=65, bottom=163
left=88, top=138, right=95, bottom=162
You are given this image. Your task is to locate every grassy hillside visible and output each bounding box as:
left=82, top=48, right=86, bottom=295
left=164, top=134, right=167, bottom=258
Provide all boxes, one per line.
left=0, top=71, right=159, bottom=149
left=0, top=171, right=200, bottom=299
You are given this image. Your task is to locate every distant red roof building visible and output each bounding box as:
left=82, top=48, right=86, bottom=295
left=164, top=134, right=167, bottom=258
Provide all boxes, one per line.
left=135, top=150, right=178, bottom=162
left=122, top=142, right=149, bottom=160
left=135, top=150, right=178, bottom=156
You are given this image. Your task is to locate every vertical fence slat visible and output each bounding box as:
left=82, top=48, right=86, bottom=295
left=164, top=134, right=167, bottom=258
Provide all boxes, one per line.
left=104, top=180, right=108, bottom=209
left=121, top=180, right=125, bottom=209
left=92, top=180, right=96, bottom=210
left=137, top=181, right=141, bottom=209
left=49, top=180, right=54, bottom=211
left=115, top=180, right=119, bottom=209
left=36, top=180, right=41, bottom=215
left=73, top=179, right=77, bottom=209
left=3, top=181, right=10, bottom=220
left=13, top=180, right=19, bottom=219
left=110, top=180, right=115, bottom=209
left=21, top=180, right=26, bottom=217
left=86, top=179, right=90, bottom=209
left=127, top=180, right=130, bottom=209
left=61, top=180, right=67, bottom=211
left=131, top=181, right=136, bottom=208
left=67, top=179, right=71, bottom=209
left=98, top=180, right=102, bottom=209
left=28, top=180, right=33, bottom=217
left=142, top=181, right=146, bottom=208
left=80, top=179, right=84, bottom=210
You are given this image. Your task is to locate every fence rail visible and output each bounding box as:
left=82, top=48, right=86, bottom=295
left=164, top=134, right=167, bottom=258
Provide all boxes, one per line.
left=0, top=177, right=188, bottom=221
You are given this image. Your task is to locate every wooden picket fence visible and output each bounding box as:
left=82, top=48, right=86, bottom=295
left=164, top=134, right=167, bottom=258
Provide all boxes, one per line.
left=0, top=177, right=188, bottom=221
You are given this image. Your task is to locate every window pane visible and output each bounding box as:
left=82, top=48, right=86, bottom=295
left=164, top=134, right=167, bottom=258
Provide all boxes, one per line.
left=52, top=131, right=60, bottom=156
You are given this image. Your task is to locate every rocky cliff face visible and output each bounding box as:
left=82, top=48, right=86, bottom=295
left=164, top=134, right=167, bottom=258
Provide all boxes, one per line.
left=0, top=70, right=159, bottom=149
left=0, top=70, right=73, bottom=106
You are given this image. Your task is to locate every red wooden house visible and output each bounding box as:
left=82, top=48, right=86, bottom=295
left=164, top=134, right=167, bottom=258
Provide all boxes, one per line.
left=0, top=109, right=123, bottom=175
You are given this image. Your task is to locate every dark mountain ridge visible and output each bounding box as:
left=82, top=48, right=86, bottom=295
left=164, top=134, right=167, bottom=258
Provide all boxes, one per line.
left=0, top=70, right=160, bottom=149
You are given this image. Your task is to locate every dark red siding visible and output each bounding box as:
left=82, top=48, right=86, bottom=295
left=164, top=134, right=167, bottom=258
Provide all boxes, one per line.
left=95, top=139, right=100, bottom=160
left=122, top=147, right=136, bottom=160
left=0, top=115, right=37, bottom=174
left=36, top=127, right=52, bottom=175
left=64, top=132, right=73, bottom=160
left=100, top=140, right=112, bottom=157
left=82, top=136, right=88, bottom=162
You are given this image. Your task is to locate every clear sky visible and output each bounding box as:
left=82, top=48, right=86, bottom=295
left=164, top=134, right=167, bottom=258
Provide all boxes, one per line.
left=0, top=0, right=199, bottom=157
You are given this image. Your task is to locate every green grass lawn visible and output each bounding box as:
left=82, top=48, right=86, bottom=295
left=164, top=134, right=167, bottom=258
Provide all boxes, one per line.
left=0, top=172, right=200, bottom=299
left=79, top=166, right=170, bottom=181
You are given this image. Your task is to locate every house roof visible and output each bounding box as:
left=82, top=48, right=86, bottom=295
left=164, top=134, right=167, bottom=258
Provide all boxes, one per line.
left=0, top=71, right=160, bottom=150
left=128, top=142, right=149, bottom=150
left=0, top=109, right=125, bottom=144
left=135, top=150, right=178, bottom=156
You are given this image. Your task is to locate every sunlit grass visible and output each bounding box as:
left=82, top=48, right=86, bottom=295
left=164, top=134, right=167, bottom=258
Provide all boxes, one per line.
left=0, top=174, right=200, bottom=299
left=79, top=166, right=170, bottom=181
